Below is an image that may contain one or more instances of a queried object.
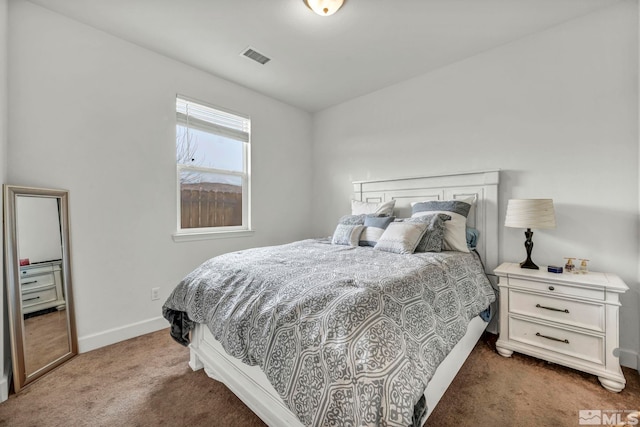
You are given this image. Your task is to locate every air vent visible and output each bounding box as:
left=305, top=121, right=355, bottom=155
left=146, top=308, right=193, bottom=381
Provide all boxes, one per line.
left=241, top=47, right=271, bottom=65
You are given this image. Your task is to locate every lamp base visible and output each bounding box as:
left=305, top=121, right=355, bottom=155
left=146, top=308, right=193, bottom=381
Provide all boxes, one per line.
left=520, top=228, right=539, bottom=269
left=519, top=259, right=539, bottom=270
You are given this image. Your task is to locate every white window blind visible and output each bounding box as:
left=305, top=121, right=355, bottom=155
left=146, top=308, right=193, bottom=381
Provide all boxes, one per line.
left=176, top=97, right=250, bottom=142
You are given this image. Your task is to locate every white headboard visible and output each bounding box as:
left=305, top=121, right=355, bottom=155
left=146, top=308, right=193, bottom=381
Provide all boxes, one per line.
left=353, top=170, right=500, bottom=273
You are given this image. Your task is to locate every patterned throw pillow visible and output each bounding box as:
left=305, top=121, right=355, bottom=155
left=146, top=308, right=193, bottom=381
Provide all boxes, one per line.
left=374, top=221, right=429, bottom=254
left=351, top=199, right=396, bottom=216
left=331, top=224, right=364, bottom=246
left=359, top=215, right=395, bottom=246
left=411, top=199, right=473, bottom=253
left=338, top=214, right=367, bottom=225
left=405, top=213, right=451, bottom=252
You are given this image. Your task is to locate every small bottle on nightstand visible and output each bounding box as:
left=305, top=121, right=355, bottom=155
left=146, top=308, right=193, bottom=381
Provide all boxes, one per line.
left=579, top=259, right=589, bottom=274
left=564, top=257, right=575, bottom=272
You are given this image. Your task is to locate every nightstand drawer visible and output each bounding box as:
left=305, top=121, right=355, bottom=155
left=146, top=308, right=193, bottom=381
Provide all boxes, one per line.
left=20, top=272, right=55, bottom=291
left=20, top=265, right=54, bottom=278
left=509, top=290, right=605, bottom=332
left=22, top=286, right=59, bottom=309
left=508, top=278, right=604, bottom=301
left=509, top=317, right=604, bottom=365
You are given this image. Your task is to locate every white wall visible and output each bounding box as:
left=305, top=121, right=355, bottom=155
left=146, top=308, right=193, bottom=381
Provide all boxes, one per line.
left=7, top=1, right=313, bottom=352
left=312, top=1, right=640, bottom=368
left=0, top=0, right=8, bottom=403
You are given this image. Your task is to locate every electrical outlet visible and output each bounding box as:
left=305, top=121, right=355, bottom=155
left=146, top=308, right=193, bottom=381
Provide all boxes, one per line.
left=151, top=287, right=160, bottom=301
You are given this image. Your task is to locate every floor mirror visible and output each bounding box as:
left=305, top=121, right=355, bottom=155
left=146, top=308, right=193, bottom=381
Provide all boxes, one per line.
left=3, top=185, right=77, bottom=392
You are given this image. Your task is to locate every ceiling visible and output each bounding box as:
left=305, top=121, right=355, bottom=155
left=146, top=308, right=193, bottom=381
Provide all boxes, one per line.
left=27, top=0, right=622, bottom=112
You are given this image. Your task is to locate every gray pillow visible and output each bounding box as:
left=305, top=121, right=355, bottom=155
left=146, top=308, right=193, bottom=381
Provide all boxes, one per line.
left=338, top=214, right=367, bottom=225
left=411, top=199, right=473, bottom=252
left=466, top=227, right=479, bottom=250
left=359, top=215, right=395, bottom=246
left=405, top=213, right=451, bottom=252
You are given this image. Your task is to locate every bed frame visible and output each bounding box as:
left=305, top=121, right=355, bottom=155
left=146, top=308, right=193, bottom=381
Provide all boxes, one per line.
left=188, top=170, right=500, bottom=426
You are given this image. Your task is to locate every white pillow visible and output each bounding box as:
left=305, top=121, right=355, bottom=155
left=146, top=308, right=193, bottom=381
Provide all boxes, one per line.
left=374, top=222, right=429, bottom=254
left=351, top=199, right=395, bottom=216
left=410, top=198, right=473, bottom=253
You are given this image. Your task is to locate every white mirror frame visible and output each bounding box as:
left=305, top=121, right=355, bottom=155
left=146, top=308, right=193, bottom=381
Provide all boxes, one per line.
left=3, top=185, right=78, bottom=391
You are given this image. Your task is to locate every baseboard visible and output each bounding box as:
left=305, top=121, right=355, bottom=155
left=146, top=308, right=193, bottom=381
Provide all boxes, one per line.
left=78, top=316, right=168, bottom=353
left=618, top=348, right=639, bottom=371
left=0, top=375, right=8, bottom=402
left=0, top=357, right=11, bottom=402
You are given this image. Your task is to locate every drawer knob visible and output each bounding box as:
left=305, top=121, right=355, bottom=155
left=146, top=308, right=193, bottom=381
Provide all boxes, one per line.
left=536, top=303, right=569, bottom=314
left=536, top=332, right=569, bottom=344
left=548, top=286, right=555, bottom=291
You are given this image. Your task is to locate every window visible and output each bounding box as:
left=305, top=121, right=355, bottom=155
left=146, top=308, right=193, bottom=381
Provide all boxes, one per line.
left=175, top=96, right=251, bottom=237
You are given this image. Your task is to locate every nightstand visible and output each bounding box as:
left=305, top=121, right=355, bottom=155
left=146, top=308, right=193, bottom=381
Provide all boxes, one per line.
left=494, top=262, right=628, bottom=392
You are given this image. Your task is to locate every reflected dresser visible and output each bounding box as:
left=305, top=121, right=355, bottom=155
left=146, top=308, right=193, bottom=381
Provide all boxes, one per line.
left=19, top=260, right=66, bottom=315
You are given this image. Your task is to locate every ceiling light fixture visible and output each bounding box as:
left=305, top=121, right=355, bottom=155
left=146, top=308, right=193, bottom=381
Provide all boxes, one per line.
left=305, top=0, right=344, bottom=16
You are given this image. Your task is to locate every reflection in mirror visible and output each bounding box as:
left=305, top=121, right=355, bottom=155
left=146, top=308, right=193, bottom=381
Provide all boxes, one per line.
left=3, top=185, right=77, bottom=392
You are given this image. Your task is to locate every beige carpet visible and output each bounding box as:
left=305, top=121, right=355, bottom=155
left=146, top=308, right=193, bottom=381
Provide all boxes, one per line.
left=0, top=329, right=637, bottom=426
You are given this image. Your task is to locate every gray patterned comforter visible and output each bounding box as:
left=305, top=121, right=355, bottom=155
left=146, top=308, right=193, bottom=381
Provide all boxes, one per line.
left=163, top=239, right=495, bottom=427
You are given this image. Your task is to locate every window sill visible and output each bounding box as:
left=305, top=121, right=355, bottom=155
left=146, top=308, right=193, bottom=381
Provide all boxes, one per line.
left=172, top=229, right=255, bottom=242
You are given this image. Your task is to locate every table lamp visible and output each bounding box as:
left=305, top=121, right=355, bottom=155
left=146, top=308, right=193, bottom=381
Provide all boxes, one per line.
left=505, top=199, right=556, bottom=269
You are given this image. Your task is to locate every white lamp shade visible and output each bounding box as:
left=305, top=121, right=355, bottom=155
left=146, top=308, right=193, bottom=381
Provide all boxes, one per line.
left=305, top=0, right=344, bottom=16
left=505, top=199, right=556, bottom=229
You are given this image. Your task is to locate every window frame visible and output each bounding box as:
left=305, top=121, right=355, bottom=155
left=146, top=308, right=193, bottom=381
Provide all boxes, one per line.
left=172, top=95, right=252, bottom=242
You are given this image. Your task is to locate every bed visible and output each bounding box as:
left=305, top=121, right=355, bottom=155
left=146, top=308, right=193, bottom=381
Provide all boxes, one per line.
left=163, top=170, right=500, bottom=426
